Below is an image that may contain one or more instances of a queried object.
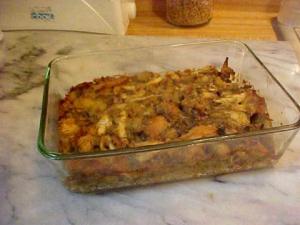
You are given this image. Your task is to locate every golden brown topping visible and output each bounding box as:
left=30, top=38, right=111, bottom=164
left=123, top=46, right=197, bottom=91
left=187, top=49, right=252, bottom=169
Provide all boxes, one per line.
left=146, top=77, right=163, bottom=85
left=162, top=101, right=181, bottom=119
left=181, top=124, right=217, bottom=140
left=99, top=135, right=115, bottom=150
left=77, top=135, right=95, bottom=153
left=59, top=117, right=80, bottom=136
left=96, top=114, right=112, bottom=136
left=58, top=59, right=271, bottom=153
left=93, top=76, right=129, bottom=90
left=166, top=71, right=180, bottom=80
left=117, top=111, right=127, bottom=139
left=228, top=111, right=250, bottom=126
left=144, top=116, right=169, bottom=140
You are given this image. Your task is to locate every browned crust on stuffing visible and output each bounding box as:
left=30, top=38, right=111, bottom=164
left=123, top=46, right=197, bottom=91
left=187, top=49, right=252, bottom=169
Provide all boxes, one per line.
left=58, top=60, right=274, bottom=191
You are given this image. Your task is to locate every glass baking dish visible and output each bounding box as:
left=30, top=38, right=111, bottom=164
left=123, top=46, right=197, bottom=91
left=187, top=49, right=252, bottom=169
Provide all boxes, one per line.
left=37, top=41, right=300, bottom=193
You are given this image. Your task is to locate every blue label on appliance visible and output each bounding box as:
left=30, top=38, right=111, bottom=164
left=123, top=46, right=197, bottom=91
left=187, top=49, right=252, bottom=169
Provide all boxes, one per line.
left=31, top=7, right=55, bottom=21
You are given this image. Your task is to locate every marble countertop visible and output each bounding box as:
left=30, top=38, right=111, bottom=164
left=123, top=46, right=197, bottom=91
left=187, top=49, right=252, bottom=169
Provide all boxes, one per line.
left=0, top=31, right=300, bottom=225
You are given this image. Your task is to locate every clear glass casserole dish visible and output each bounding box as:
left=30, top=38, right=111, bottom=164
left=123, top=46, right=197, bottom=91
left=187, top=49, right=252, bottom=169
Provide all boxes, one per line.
left=37, top=41, right=300, bottom=193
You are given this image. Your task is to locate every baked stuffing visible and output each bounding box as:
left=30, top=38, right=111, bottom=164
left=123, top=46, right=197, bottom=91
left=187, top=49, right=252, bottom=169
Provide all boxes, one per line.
left=59, top=58, right=271, bottom=153
left=58, top=59, right=274, bottom=192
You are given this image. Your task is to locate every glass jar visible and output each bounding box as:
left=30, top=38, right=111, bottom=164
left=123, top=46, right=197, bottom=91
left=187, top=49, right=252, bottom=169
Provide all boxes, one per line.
left=166, top=0, right=213, bottom=26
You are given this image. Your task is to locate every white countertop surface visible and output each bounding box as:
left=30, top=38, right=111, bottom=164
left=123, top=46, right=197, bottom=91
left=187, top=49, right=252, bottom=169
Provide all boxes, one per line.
left=0, top=31, right=300, bottom=225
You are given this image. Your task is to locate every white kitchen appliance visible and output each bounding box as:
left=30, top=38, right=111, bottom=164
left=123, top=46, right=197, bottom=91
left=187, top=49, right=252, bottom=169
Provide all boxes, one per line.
left=0, top=0, right=136, bottom=35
